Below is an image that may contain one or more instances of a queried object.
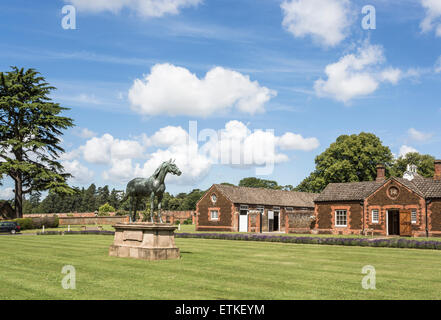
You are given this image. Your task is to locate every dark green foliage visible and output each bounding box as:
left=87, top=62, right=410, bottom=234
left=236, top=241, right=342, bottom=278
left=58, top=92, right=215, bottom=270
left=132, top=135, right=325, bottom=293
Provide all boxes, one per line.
left=295, top=133, right=394, bottom=193
left=239, top=177, right=280, bottom=189
left=390, top=152, right=435, bottom=178
left=98, top=203, right=115, bottom=216
left=22, top=183, right=210, bottom=214
left=0, top=67, right=75, bottom=218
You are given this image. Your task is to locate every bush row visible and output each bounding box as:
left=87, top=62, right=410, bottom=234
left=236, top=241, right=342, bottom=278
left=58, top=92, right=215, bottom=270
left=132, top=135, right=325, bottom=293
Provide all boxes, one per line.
left=10, top=216, right=59, bottom=230
left=37, top=230, right=114, bottom=236
left=175, top=233, right=441, bottom=250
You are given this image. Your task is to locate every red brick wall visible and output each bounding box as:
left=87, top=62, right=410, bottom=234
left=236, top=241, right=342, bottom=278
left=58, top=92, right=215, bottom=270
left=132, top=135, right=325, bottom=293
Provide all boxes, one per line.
left=366, top=180, right=426, bottom=237
left=315, top=202, right=363, bottom=235
left=315, top=180, right=428, bottom=237
left=285, top=209, right=315, bottom=234
left=196, top=186, right=234, bottom=232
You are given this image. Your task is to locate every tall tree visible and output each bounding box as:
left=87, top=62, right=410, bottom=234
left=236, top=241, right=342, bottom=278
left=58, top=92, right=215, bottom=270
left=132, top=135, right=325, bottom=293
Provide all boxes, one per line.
left=391, top=152, right=435, bottom=178
left=239, top=177, right=281, bottom=190
left=0, top=67, right=75, bottom=218
left=296, top=133, right=394, bottom=193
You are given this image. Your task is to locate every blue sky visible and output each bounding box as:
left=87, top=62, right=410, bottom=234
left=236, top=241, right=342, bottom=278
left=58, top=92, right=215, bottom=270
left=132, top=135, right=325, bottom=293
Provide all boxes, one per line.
left=1, top=0, right=441, bottom=197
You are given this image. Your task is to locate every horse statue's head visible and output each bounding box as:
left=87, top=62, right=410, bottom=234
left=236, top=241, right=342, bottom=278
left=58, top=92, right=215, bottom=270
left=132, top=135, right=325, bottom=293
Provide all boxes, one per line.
left=163, top=159, right=182, bottom=177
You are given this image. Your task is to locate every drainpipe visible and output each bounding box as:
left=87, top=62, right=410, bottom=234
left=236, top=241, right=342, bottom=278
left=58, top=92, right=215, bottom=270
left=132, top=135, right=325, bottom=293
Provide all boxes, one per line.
left=426, top=199, right=431, bottom=238
left=360, top=200, right=365, bottom=236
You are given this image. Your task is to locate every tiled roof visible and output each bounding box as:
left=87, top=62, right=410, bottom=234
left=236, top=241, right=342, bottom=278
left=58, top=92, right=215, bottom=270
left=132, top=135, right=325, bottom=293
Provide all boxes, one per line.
left=316, top=175, right=441, bottom=202
left=315, top=181, right=384, bottom=202
left=411, top=175, right=441, bottom=199
left=213, top=184, right=318, bottom=208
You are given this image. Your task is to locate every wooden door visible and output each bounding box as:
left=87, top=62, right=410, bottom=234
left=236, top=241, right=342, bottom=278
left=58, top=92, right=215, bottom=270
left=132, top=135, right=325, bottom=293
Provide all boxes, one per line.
left=400, top=211, right=412, bottom=237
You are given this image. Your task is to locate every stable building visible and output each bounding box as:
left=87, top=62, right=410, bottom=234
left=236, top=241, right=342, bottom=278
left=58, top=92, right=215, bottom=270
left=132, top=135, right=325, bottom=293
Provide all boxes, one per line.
left=314, top=161, right=441, bottom=237
left=196, top=184, right=318, bottom=233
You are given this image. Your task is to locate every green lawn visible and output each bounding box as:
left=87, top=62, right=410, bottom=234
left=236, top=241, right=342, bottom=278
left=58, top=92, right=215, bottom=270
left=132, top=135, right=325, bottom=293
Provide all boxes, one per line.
left=1, top=234, right=441, bottom=299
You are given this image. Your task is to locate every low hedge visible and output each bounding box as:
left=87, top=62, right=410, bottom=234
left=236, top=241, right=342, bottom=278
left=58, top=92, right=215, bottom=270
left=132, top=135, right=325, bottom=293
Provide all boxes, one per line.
left=8, top=216, right=59, bottom=230
left=34, top=230, right=441, bottom=251
left=175, top=233, right=441, bottom=251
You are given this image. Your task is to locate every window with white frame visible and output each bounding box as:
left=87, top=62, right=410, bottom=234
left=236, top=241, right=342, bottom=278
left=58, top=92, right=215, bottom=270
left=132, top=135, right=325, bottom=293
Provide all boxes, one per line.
left=257, top=206, right=264, bottom=214
left=210, top=210, right=219, bottom=221
left=335, top=210, right=347, bottom=227
left=372, top=209, right=379, bottom=223
left=411, top=209, right=417, bottom=224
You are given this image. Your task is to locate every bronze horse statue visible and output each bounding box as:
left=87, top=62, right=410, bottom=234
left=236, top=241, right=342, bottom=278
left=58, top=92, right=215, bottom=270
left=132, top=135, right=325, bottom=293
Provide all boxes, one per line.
left=125, top=159, right=182, bottom=223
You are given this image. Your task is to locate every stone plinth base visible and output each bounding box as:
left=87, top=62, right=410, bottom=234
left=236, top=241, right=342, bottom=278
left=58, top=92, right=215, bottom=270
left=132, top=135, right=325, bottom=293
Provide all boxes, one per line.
left=109, top=223, right=180, bottom=260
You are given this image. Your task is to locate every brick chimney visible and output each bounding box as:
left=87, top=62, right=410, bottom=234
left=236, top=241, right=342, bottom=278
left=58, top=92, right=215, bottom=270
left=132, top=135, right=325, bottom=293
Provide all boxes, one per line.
left=376, top=164, right=386, bottom=182
left=435, top=160, right=441, bottom=181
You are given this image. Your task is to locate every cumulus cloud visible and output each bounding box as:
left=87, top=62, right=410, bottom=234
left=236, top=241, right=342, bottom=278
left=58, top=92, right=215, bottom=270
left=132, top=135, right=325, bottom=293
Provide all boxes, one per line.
left=408, top=128, right=433, bottom=142
left=74, top=128, right=97, bottom=139
left=82, top=134, right=146, bottom=164
left=62, top=160, right=95, bottom=184
left=65, top=0, right=201, bottom=18
left=314, top=42, right=402, bottom=103
left=281, top=0, right=353, bottom=47
left=277, top=132, right=320, bottom=151
left=435, top=56, right=441, bottom=73
left=0, top=188, right=14, bottom=200
left=420, top=0, right=441, bottom=36
left=63, top=122, right=319, bottom=184
left=399, top=145, right=419, bottom=158
left=128, top=63, right=276, bottom=117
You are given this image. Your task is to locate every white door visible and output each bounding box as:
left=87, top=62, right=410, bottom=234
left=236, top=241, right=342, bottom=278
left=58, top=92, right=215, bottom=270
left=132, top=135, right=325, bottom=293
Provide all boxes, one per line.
left=239, top=214, right=248, bottom=232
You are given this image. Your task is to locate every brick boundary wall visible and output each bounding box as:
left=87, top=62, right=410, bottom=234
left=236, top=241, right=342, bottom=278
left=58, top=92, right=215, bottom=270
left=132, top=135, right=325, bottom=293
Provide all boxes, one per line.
left=59, top=216, right=129, bottom=225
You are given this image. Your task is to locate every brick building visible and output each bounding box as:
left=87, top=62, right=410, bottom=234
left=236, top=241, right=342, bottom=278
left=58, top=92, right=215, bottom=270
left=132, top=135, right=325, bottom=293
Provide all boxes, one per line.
left=196, top=184, right=318, bottom=233
left=314, top=161, right=441, bottom=237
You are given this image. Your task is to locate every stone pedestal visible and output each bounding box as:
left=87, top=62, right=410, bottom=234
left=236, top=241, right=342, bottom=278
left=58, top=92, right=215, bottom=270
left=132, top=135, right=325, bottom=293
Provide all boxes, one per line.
left=109, top=223, right=180, bottom=260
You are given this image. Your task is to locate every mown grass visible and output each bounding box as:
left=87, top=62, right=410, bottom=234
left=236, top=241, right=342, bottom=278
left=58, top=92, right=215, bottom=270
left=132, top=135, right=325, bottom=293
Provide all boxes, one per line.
left=1, top=235, right=441, bottom=300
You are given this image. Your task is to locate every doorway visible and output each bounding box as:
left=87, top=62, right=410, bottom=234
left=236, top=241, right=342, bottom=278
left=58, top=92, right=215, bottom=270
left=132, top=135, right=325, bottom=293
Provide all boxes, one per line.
left=239, top=205, right=248, bottom=232
left=268, top=208, right=280, bottom=232
left=388, top=210, right=400, bottom=236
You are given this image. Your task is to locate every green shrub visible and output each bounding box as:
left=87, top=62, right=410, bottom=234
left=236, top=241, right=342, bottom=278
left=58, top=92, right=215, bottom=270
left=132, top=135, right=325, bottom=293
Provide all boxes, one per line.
left=98, top=203, right=115, bottom=216
left=13, top=218, right=34, bottom=230
left=183, top=218, right=192, bottom=225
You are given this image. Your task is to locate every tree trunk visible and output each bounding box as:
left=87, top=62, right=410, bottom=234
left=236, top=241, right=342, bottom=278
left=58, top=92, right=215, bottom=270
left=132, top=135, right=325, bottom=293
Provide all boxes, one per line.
left=14, top=177, right=23, bottom=219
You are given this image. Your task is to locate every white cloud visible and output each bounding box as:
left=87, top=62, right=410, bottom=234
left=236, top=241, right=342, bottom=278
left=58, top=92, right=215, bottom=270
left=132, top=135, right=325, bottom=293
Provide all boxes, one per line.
left=82, top=134, right=146, bottom=164
left=408, top=128, right=433, bottom=142
left=149, top=126, right=188, bottom=147
left=435, top=56, right=441, bottom=73
left=64, top=122, right=319, bottom=184
left=420, top=0, right=441, bottom=36
left=399, top=145, right=419, bottom=157
left=128, top=63, right=276, bottom=117
left=314, top=42, right=402, bottom=103
left=75, top=128, right=97, bottom=139
left=62, top=160, right=94, bottom=184
left=281, top=0, right=353, bottom=47
left=65, top=0, right=201, bottom=18
left=278, top=132, right=320, bottom=151
left=0, top=188, right=14, bottom=200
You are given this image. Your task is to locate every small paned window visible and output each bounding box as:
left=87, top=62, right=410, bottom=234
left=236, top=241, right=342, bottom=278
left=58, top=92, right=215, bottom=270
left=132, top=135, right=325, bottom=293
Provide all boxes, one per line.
left=210, top=210, right=219, bottom=220
left=335, top=210, right=347, bottom=227
left=411, top=209, right=417, bottom=224
left=372, top=210, right=379, bottom=223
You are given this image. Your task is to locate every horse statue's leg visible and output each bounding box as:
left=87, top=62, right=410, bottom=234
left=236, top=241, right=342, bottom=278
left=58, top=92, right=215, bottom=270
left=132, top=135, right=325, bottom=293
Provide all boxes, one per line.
left=157, top=193, right=164, bottom=223
left=133, top=197, right=139, bottom=223
left=129, top=196, right=134, bottom=223
left=150, top=193, right=155, bottom=223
